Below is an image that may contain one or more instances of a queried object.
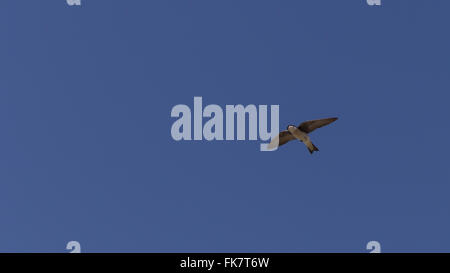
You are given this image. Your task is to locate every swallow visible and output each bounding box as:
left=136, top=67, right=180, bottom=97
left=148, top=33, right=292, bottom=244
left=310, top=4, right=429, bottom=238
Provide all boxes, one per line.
left=268, top=117, right=338, bottom=154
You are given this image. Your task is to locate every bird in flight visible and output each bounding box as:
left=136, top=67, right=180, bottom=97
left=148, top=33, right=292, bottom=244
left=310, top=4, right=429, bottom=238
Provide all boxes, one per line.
left=268, top=117, right=338, bottom=154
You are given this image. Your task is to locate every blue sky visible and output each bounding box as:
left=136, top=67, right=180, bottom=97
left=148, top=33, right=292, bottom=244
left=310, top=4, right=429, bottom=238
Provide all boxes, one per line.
left=0, top=0, right=449, bottom=252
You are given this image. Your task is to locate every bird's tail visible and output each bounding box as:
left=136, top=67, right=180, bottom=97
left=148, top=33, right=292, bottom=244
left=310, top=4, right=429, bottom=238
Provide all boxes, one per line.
left=307, top=142, right=319, bottom=154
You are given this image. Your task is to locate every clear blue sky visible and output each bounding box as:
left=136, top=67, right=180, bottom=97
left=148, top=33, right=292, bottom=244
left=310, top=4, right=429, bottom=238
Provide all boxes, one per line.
left=0, top=0, right=449, bottom=252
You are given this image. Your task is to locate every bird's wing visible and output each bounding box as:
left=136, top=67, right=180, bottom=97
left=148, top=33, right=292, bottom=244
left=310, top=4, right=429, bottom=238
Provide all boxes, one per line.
left=267, top=130, right=295, bottom=149
left=298, top=117, right=338, bottom=133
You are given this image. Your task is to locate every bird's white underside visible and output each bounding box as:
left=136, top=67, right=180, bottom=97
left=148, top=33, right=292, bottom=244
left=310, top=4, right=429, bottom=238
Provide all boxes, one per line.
left=288, top=126, right=309, bottom=142
left=267, top=126, right=312, bottom=150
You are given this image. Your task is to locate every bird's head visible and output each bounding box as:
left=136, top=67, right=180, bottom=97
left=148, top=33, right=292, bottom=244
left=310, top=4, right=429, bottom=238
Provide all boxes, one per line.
left=287, top=125, right=295, bottom=130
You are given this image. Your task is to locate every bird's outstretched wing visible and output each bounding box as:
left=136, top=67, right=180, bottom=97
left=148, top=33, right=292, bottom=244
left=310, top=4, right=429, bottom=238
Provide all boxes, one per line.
left=298, top=117, right=338, bottom=133
left=267, top=130, right=295, bottom=149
